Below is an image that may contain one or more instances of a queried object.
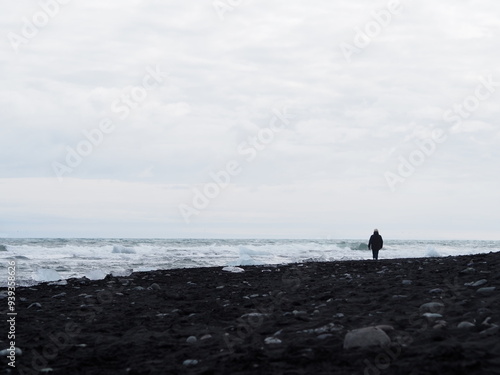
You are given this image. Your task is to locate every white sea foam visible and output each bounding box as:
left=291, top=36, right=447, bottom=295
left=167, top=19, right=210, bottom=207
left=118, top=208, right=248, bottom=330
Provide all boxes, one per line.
left=0, top=239, right=498, bottom=286
left=112, top=245, right=136, bottom=254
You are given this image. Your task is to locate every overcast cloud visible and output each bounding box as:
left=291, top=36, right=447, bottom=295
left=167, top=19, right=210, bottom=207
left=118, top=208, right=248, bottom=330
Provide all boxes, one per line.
left=1, top=0, right=499, bottom=239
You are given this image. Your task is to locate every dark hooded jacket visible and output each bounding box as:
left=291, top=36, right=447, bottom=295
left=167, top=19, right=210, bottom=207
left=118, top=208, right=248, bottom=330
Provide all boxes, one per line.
left=368, top=232, right=383, bottom=251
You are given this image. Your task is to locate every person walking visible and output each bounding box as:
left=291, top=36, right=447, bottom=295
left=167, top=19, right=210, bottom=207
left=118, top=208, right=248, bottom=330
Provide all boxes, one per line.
left=368, top=229, right=383, bottom=260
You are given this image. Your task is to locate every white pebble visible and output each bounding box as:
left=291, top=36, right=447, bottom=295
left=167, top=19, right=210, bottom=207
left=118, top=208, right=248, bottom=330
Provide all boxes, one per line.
left=0, top=347, right=22, bottom=356
left=423, top=313, right=443, bottom=321
left=477, top=287, right=496, bottom=295
left=183, top=359, right=198, bottom=366
left=148, top=283, right=161, bottom=290
left=264, top=337, right=282, bottom=345
left=457, top=321, right=475, bottom=329
left=479, top=325, right=499, bottom=336
left=419, top=302, right=444, bottom=313
left=471, top=279, right=488, bottom=287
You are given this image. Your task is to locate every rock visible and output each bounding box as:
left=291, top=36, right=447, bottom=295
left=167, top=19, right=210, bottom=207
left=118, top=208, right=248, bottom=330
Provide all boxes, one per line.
left=460, top=267, right=475, bottom=274
left=481, top=317, right=493, bottom=326
left=0, top=347, right=22, bottom=356
left=392, top=295, right=408, bottom=299
left=457, top=321, right=475, bottom=329
left=241, top=312, right=269, bottom=319
left=423, top=313, right=443, bottom=322
left=343, top=326, right=391, bottom=350
left=200, top=334, right=212, bottom=341
left=479, top=325, right=499, bottom=336
left=186, top=336, right=197, bottom=344
left=299, top=323, right=343, bottom=334
left=292, top=310, right=309, bottom=321
left=433, top=320, right=447, bottom=329
left=471, top=279, right=488, bottom=287
left=222, top=266, right=244, bottom=273
left=464, top=279, right=488, bottom=287
left=419, top=302, right=444, bottom=313
left=476, top=287, right=496, bottom=295
left=264, top=337, right=282, bottom=345
left=429, top=288, right=444, bottom=294
left=402, top=280, right=412, bottom=285
left=477, top=308, right=492, bottom=318
left=51, top=292, right=66, bottom=299
left=148, top=283, right=161, bottom=290
left=317, top=334, right=333, bottom=340
left=28, top=302, right=42, bottom=309
left=375, top=325, right=395, bottom=333
left=183, top=359, right=198, bottom=366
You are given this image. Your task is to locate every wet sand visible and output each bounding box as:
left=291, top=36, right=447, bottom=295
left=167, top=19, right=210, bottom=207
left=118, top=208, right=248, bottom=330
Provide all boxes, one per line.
left=2, top=251, right=500, bottom=374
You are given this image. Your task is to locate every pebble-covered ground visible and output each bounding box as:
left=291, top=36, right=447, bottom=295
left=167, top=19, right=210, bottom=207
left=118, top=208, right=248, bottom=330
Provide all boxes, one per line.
left=1, top=251, right=499, bottom=374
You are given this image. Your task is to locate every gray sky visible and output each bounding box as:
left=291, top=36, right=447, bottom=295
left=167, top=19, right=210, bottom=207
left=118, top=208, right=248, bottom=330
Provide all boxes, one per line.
left=1, top=0, right=499, bottom=239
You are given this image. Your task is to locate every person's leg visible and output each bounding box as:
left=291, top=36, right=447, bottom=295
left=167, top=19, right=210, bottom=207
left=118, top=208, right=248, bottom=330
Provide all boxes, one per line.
left=374, top=249, right=379, bottom=260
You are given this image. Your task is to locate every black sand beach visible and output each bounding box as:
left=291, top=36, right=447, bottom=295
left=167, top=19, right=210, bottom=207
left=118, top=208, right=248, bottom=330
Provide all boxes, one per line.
left=2, top=251, right=500, bottom=374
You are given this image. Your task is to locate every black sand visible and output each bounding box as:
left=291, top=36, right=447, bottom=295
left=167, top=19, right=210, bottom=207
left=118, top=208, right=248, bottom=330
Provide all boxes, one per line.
left=2, top=251, right=500, bottom=374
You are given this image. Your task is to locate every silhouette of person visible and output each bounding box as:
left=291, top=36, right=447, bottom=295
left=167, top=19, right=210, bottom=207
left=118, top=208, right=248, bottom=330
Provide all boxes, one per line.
left=368, top=229, right=383, bottom=260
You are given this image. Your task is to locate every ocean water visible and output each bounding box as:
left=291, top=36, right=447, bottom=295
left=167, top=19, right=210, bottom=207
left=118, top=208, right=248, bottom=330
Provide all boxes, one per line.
left=0, top=238, right=499, bottom=287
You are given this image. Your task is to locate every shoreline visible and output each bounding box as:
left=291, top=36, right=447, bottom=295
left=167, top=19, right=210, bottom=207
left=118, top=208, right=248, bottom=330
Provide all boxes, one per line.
left=5, top=249, right=499, bottom=289
left=1, top=252, right=499, bottom=374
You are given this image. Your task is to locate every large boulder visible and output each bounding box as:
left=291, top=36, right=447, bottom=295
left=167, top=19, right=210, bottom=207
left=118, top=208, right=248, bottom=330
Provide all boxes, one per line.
left=343, top=326, right=392, bottom=350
